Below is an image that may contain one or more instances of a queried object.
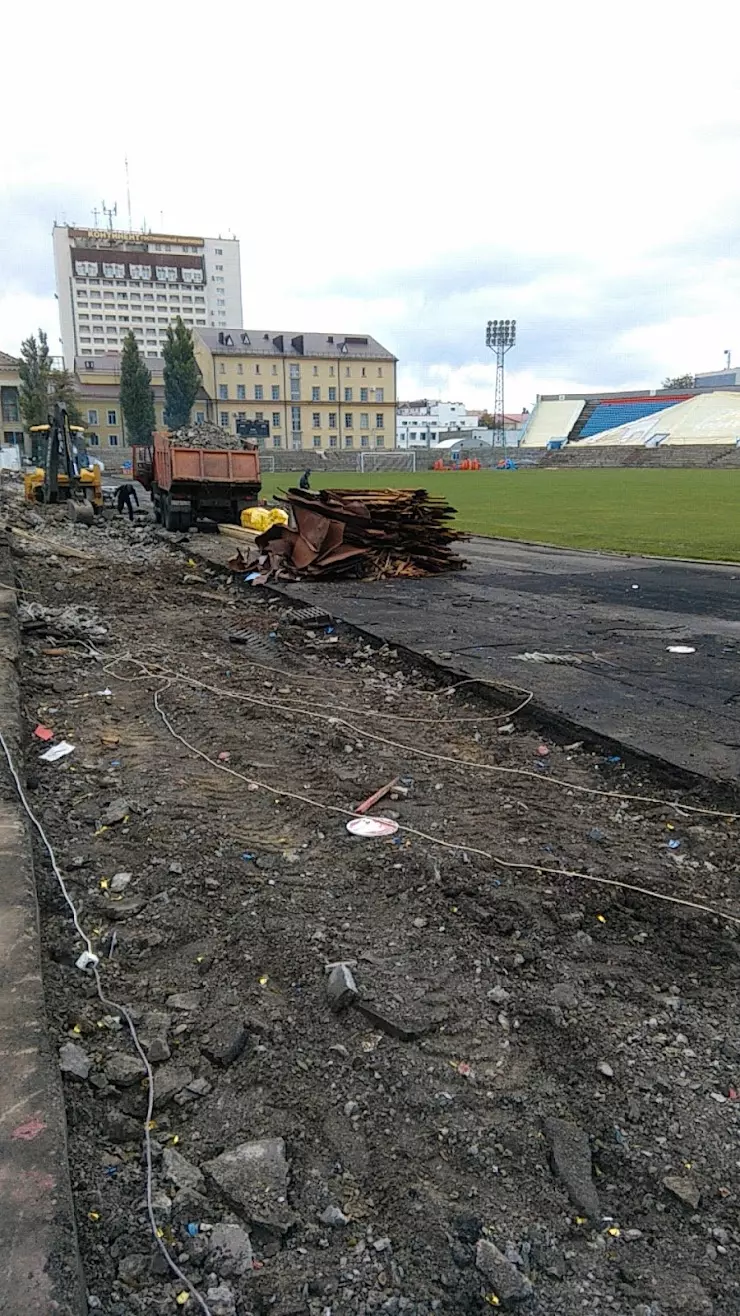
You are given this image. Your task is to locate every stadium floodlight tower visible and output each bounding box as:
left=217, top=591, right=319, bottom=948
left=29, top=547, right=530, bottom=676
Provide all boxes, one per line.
left=486, top=319, right=517, bottom=450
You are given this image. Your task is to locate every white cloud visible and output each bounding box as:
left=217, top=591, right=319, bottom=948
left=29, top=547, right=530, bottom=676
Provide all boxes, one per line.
left=3, top=0, right=740, bottom=408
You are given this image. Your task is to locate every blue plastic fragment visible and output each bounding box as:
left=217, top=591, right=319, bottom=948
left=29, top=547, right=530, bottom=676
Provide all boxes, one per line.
left=187, top=1222, right=199, bottom=1237
left=325, top=626, right=335, bottom=634
left=668, top=839, right=681, bottom=850
left=605, top=755, right=621, bottom=764
left=245, top=572, right=260, bottom=582
left=104, top=1165, right=118, bottom=1178
left=269, top=631, right=277, bottom=638
left=241, top=852, right=256, bottom=861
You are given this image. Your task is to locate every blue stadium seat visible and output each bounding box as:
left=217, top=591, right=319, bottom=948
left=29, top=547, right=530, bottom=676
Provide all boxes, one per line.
left=579, top=399, right=680, bottom=438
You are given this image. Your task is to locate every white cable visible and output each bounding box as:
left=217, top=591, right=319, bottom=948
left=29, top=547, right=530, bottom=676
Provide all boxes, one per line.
left=0, top=727, right=213, bottom=1316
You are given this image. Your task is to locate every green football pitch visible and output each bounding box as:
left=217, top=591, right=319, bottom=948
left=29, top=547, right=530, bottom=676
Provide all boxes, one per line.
left=258, top=467, right=740, bottom=561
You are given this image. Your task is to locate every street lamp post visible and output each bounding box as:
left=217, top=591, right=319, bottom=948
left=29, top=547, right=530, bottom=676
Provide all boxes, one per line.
left=486, top=319, right=517, bottom=454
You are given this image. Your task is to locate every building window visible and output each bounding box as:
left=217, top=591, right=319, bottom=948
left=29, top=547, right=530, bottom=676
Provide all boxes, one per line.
left=360, top=388, right=368, bottom=402
left=345, top=366, right=351, bottom=377
left=313, top=436, right=321, bottom=447
left=360, top=413, right=369, bottom=428
left=273, top=436, right=282, bottom=448
left=344, top=436, right=353, bottom=448
left=272, top=364, right=278, bottom=375
left=375, top=436, right=386, bottom=448
left=362, top=367, right=366, bottom=377
left=375, top=388, right=384, bottom=402
left=255, top=364, right=261, bottom=375
left=219, top=384, right=228, bottom=399
left=108, top=434, right=119, bottom=446
left=376, top=414, right=384, bottom=428
left=361, top=436, right=369, bottom=448
left=237, top=363, right=243, bottom=374
left=255, top=385, right=263, bottom=400
left=220, top=412, right=229, bottom=428
left=237, top=385, right=246, bottom=400
left=344, top=388, right=352, bottom=402
left=291, top=406, right=301, bottom=432
left=88, top=433, right=100, bottom=446
left=378, top=367, right=383, bottom=376
left=219, top=362, right=226, bottom=374
left=312, top=412, right=320, bottom=428
left=289, top=364, right=300, bottom=378
left=329, top=366, right=335, bottom=376
left=107, top=409, right=117, bottom=425
left=329, top=436, right=338, bottom=448
left=292, top=437, right=302, bottom=451
left=196, top=411, right=205, bottom=423
left=215, top=264, right=223, bottom=271
left=87, top=409, right=98, bottom=425
left=328, top=412, right=337, bottom=428
left=271, top=385, right=280, bottom=401
left=344, top=413, right=353, bottom=428
left=215, top=247, right=223, bottom=255
left=255, top=411, right=264, bottom=422
left=328, top=387, right=336, bottom=402
left=272, top=412, right=281, bottom=427
left=312, top=387, right=320, bottom=401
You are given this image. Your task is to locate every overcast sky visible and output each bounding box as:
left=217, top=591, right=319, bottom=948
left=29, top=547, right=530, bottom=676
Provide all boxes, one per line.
left=3, top=0, right=740, bottom=410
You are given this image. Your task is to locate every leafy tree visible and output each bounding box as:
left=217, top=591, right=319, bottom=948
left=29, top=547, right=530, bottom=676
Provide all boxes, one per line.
left=662, top=374, right=695, bottom=389
left=51, top=368, right=83, bottom=428
left=120, top=331, right=156, bottom=446
left=163, top=317, right=201, bottom=429
left=478, top=411, right=495, bottom=428
left=19, top=329, right=53, bottom=430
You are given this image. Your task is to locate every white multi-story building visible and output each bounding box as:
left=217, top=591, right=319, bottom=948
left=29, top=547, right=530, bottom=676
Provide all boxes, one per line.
left=396, top=398, right=481, bottom=448
left=53, top=224, right=242, bottom=367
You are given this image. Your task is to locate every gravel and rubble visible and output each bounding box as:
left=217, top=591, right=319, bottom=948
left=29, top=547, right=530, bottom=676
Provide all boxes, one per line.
left=168, top=422, right=258, bottom=451
left=5, top=496, right=740, bottom=1316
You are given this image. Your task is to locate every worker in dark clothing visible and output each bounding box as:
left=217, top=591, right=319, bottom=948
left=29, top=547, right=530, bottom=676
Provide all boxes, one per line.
left=116, top=482, right=139, bottom=521
left=299, top=469, right=311, bottom=491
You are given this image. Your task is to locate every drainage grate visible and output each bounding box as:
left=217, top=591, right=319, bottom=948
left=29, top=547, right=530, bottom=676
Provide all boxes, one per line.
left=283, top=604, right=334, bottom=628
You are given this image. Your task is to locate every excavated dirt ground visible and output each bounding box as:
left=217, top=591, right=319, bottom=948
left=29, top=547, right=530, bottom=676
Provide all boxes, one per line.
left=8, top=504, right=740, bottom=1316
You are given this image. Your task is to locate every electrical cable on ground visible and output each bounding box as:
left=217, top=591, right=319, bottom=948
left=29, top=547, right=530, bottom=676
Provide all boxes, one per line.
left=0, top=727, right=213, bottom=1316
left=106, top=652, right=740, bottom=823
left=151, top=688, right=740, bottom=928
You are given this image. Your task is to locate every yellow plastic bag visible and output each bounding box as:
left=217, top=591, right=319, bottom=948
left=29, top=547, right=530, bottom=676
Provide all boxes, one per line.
left=240, top=506, right=288, bottom=531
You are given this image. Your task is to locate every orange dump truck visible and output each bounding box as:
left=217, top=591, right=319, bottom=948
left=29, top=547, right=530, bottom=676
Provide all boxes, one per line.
left=133, top=431, right=261, bottom=532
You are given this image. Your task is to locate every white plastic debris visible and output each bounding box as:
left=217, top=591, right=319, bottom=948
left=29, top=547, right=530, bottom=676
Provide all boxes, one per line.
left=666, top=645, right=696, bottom=654
left=40, top=741, right=75, bottom=762
left=346, top=816, right=399, bottom=838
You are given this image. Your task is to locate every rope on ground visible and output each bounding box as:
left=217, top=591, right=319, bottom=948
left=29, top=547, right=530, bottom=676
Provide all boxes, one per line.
left=151, top=688, right=740, bottom=928
left=0, top=727, right=214, bottom=1316
left=107, top=653, right=739, bottom=823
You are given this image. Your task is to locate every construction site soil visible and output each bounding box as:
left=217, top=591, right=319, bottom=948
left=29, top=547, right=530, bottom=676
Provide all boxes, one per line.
left=7, top=505, right=740, bottom=1316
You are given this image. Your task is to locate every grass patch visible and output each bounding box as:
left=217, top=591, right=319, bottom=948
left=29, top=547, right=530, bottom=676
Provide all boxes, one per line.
left=258, top=468, right=740, bottom=561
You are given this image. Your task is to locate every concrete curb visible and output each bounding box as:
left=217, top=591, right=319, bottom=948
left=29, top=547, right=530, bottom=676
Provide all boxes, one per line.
left=0, top=532, right=86, bottom=1315
left=466, top=532, right=740, bottom=570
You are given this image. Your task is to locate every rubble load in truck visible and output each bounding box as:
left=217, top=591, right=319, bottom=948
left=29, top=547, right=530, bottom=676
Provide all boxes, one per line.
left=133, top=426, right=261, bottom=532
left=227, top=485, right=467, bottom=581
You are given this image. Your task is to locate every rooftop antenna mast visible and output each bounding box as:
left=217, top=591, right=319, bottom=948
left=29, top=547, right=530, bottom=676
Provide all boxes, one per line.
left=92, top=206, right=100, bottom=226
left=101, top=200, right=117, bottom=232
left=125, top=157, right=132, bottom=230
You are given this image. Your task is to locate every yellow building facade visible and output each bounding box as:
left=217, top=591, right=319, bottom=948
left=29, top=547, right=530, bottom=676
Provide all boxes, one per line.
left=193, top=329, right=397, bottom=451
left=0, top=352, right=24, bottom=446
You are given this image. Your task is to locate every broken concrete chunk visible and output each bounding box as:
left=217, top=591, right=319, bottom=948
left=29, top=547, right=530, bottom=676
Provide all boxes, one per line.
left=146, top=1036, right=171, bottom=1063
left=476, top=1239, right=533, bottom=1304
left=208, top=1222, right=253, bottom=1277
left=105, top=1052, right=146, bottom=1087
left=202, top=1018, right=250, bottom=1067
left=165, top=991, right=201, bottom=1011
left=663, top=1175, right=701, bottom=1210
left=326, top=963, right=359, bottom=1012
left=205, top=1284, right=236, bottom=1316
left=544, top=1117, right=600, bottom=1220
left=153, top=1064, right=193, bottom=1110
left=59, top=1041, right=92, bottom=1081
left=162, top=1146, right=205, bottom=1194
left=100, top=797, right=130, bottom=826
left=203, top=1137, right=293, bottom=1233
left=320, top=1205, right=349, bottom=1227
left=110, top=871, right=132, bottom=893
left=104, top=895, right=147, bottom=921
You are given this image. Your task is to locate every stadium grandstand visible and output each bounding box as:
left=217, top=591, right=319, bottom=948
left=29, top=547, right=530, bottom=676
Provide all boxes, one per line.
left=520, top=374, right=740, bottom=451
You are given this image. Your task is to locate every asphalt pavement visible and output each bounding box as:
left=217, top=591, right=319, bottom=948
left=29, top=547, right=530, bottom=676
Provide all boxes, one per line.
left=279, top=538, right=740, bottom=782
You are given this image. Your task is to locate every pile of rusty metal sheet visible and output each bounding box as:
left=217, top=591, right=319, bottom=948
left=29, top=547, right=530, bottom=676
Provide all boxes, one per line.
left=247, top=487, right=467, bottom=580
